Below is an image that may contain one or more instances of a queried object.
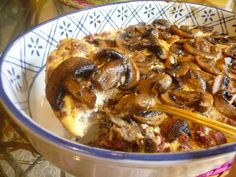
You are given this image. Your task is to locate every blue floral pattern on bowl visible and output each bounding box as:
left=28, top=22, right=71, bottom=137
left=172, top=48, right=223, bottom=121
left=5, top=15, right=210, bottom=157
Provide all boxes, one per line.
left=0, top=1, right=236, bottom=164
left=27, top=37, right=43, bottom=57
left=59, top=21, right=73, bottom=38
left=117, top=6, right=128, bottom=21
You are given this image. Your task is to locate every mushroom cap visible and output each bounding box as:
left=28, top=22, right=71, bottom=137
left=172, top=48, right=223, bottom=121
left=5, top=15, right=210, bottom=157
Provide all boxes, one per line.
left=95, top=60, right=126, bottom=90
left=46, top=57, right=97, bottom=111
left=183, top=39, right=222, bottom=59
left=170, top=25, right=194, bottom=38
left=160, top=118, right=190, bottom=143
left=94, top=48, right=125, bottom=62
left=94, top=49, right=140, bottom=90
left=133, top=110, right=168, bottom=126
left=224, top=44, right=236, bottom=58
left=120, top=58, right=140, bottom=89
left=152, top=18, right=170, bottom=30
left=214, top=91, right=236, bottom=119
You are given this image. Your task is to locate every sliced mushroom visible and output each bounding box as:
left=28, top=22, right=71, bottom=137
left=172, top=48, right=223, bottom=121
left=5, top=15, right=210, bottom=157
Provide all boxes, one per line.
left=94, top=48, right=125, bottom=62
left=190, top=67, right=214, bottom=82
left=160, top=118, right=190, bottom=143
left=91, top=38, right=117, bottom=48
left=135, top=78, right=154, bottom=94
left=181, top=61, right=201, bottom=70
left=133, top=110, right=168, bottom=126
left=166, top=35, right=180, bottom=44
left=224, top=44, right=236, bottom=58
left=207, top=35, right=236, bottom=45
left=150, top=60, right=166, bottom=73
left=112, top=124, right=141, bottom=143
left=174, top=25, right=208, bottom=38
left=46, top=57, right=97, bottom=111
left=189, top=28, right=205, bottom=37
left=167, top=62, right=189, bottom=77
left=115, top=23, right=148, bottom=49
left=63, top=77, right=96, bottom=109
left=122, top=24, right=141, bottom=39
left=157, top=31, right=179, bottom=44
left=181, top=69, right=207, bottom=92
left=170, top=44, right=185, bottom=56
left=152, top=73, right=172, bottom=93
left=195, top=56, right=222, bottom=75
left=127, top=22, right=147, bottom=35
left=134, top=53, right=156, bottom=67
left=95, top=60, right=126, bottom=90
left=214, top=91, right=236, bottom=119
left=165, top=55, right=178, bottom=68
left=141, top=27, right=159, bottom=42
left=177, top=55, right=195, bottom=62
left=95, top=49, right=140, bottom=90
left=123, top=62, right=140, bottom=89
left=212, top=75, right=230, bottom=94
left=159, top=31, right=172, bottom=41
left=110, top=116, right=133, bottom=128
left=160, top=90, right=201, bottom=108
left=115, top=93, right=156, bottom=114
left=169, top=90, right=201, bottom=107
left=160, top=91, right=177, bottom=106
left=147, top=45, right=168, bottom=60
left=196, top=92, right=214, bottom=112
left=152, top=19, right=170, bottom=30
left=170, top=25, right=193, bottom=38
left=183, top=39, right=222, bottom=59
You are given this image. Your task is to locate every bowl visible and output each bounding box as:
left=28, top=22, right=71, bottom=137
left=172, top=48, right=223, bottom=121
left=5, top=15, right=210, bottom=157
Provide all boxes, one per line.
left=0, top=1, right=236, bottom=177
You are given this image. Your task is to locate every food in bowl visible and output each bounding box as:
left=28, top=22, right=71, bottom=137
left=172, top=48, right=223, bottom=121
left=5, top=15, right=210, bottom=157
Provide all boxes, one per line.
left=45, top=18, right=236, bottom=153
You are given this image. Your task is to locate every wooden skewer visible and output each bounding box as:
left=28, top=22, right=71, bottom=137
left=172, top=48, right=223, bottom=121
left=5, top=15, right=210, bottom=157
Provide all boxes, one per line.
left=153, top=103, right=236, bottom=138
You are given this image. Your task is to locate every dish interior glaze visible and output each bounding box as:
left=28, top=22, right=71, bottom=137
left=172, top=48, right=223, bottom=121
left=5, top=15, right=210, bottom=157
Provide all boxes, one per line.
left=0, top=1, right=236, bottom=161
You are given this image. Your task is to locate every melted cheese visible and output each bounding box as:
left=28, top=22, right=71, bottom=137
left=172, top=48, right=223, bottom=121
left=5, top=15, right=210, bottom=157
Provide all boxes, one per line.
left=61, top=95, right=95, bottom=137
left=61, top=88, right=120, bottom=137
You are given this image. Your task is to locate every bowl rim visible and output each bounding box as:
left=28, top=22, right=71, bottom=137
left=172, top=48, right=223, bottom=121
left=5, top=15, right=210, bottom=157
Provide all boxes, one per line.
left=0, top=0, right=236, bottom=161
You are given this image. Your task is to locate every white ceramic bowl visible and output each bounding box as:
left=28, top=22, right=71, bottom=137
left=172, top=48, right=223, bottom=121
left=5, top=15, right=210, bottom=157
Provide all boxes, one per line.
left=0, top=1, right=236, bottom=177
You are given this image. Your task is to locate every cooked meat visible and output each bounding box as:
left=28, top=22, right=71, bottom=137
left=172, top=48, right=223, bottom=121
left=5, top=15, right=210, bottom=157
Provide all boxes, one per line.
left=193, top=124, right=226, bottom=148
